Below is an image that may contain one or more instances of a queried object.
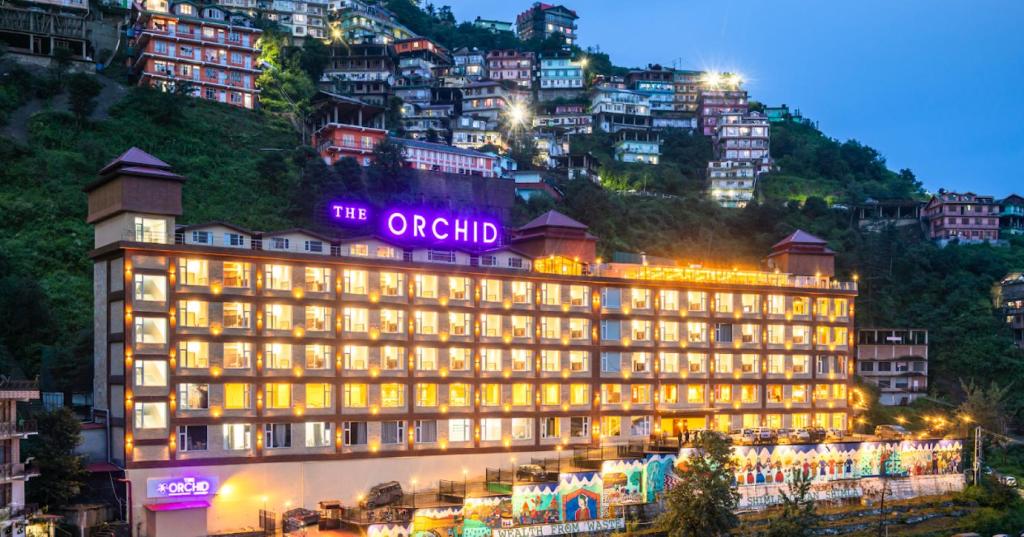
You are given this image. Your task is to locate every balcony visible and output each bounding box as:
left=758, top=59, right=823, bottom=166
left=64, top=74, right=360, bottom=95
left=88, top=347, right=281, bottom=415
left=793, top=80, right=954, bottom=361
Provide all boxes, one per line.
left=0, top=462, right=40, bottom=482
left=0, top=421, right=37, bottom=439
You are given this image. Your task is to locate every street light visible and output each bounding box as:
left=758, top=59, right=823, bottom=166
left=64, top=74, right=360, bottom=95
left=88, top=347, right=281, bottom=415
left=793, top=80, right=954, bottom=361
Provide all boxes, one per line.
left=506, top=101, right=528, bottom=130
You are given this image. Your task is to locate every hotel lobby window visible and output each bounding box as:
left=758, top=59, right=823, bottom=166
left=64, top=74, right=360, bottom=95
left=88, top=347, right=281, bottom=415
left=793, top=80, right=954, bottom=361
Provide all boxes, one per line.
left=133, top=274, right=167, bottom=302
left=134, top=360, right=167, bottom=387
left=134, top=402, right=167, bottom=429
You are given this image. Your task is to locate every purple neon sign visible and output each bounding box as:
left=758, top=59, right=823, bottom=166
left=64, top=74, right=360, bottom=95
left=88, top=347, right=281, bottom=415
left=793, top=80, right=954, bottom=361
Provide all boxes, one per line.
left=383, top=208, right=500, bottom=247
left=329, top=202, right=370, bottom=224
left=146, top=476, right=218, bottom=498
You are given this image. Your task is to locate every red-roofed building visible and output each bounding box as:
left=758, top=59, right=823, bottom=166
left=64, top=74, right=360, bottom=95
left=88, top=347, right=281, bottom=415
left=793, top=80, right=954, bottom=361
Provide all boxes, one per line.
left=923, top=191, right=1000, bottom=243
left=511, top=210, right=597, bottom=264
left=516, top=2, right=578, bottom=47
left=765, top=230, right=836, bottom=277
left=306, top=91, right=387, bottom=166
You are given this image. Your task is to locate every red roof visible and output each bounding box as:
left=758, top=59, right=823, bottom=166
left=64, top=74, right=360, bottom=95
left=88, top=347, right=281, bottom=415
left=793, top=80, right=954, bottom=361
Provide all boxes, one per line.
left=772, top=229, right=827, bottom=248
left=98, top=147, right=173, bottom=175
left=518, top=210, right=587, bottom=231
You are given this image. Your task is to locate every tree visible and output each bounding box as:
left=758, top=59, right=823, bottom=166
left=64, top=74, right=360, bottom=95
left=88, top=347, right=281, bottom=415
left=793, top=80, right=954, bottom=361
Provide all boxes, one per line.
left=507, top=131, right=539, bottom=171
left=257, top=58, right=316, bottom=138
left=762, top=470, right=819, bottom=537
left=657, top=432, right=739, bottom=537
left=958, top=379, right=1011, bottom=435
left=298, top=38, right=330, bottom=83
left=50, top=46, right=74, bottom=84
left=25, top=407, right=88, bottom=509
left=66, top=73, right=102, bottom=124
left=332, top=157, right=366, bottom=196
left=368, top=137, right=407, bottom=194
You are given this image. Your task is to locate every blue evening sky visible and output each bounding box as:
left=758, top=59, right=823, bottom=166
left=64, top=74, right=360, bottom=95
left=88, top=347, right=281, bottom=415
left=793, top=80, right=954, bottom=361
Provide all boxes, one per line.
left=442, top=0, right=1024, bottom=196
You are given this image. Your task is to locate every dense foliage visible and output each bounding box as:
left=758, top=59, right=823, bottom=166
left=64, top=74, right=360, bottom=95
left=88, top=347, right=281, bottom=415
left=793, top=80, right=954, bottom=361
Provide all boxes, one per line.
left=25, top=408, right=88, bottom=508
left=658, top=433, right=739, bottom=537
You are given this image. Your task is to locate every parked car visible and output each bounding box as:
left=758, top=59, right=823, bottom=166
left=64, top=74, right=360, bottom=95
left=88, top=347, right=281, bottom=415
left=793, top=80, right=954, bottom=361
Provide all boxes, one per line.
left=516, top=464, right=549, bottom=482
left=826, top=428, right=845, bottom=442
left=361, top=481, right=404, bottom=509
left=739, top=428, right=757, bottom=445
left=874, top=424, right=910, bottom=440
left=754, top=428, right=777, bottom=445
left=807, top=427, right=827, bottom=443
left=775, top=428, right=793, bottom=443
left=788, top=429, right=812, bottom=444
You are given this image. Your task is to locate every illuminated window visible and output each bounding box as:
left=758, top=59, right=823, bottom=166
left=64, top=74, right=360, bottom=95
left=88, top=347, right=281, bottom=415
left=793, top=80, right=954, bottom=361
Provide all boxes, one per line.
left=448, top=312, right=472, bottom=336
left=815, top=297, right=830, bottom=317
left=631, top=288, right=651, bottom=309
left=481, top=314, right=503, bottom=338
left=134, top=360, right=167, bottom=387
left=449, top=383, right=471, bottom=407
left=792, top=325, right=810, bottom=344
left=448, top=347, right=469, bottom=370
left=660, top=384, right=679, bottom=404
left=343, top=269, right=367, bottom=294
left=304, top=344, right=330, bottom=370
left=714, top=385, right=732, bottom=403
left=793, top=355, right=809, bottom=374
left=448, top=276, right=471, bottom=300
left=341, top=345, right=367, bottom=370
left=264, top=304, right=292, bottom=330
left=380, top=309, right=403, bottom=333
left=343, top=383, right=367, bottom=407
left=178, top=300, right=209, bottom=327
left=766, top=295, right=785, bottom=314
left=511, top=315, right=532, bottom=338
left=569, top=384, right=589, bottom=405
left=566, top=351, right=586, bottom=372
left=714, top=353, right=733, bottom=374
left=687, top=353, right=706, bottom=373
left=686, top=291, right=707, bottom=312
left=631, top=352, right=651, bottom=373
left=178, top=341, right=209, bottom=368
left=306, top=422, right=332, bottom=447
left=740, top=354, right=759, bottom=374
left=177, top=383, right=209, bottom=409
left=767, top=354, right=784, bottom=374
left=381, top=383, right=405, bottom=407
left=305, top=267, right=331, bottom=293
left=833, top=383, right=847, bottom=399
left=741, top=384, right=758, bottom=403
left=224, top=383, right=251, bottom=409
left=792, top=385, right=808, bottom=403
left=511, top=418, right=533, bottom=440
left=541, top=384, right=560, bottom=405
left=602, top=384, right=622, bottom=404
left=511, top=349, right=531, bottom=372
left=741, top=294, right=759, bottom=313
left=133, top=274, right=167, bottom=302
left=631, top=384, right=650, bottom=404
left=659, top=352, right=679, bottom=373
left=264, top=264, right=291, bottom=290
left=266, top=383, right=291, bottom=408
left=570, top=416, right=590, bottom=438
left=511, top=383, right=531, bottom=406
left=415, top=274, right=439, bottom=298
left=349, top=243, right=369, bottom=256
left=659, top=321, right=680, bottom=342
left=481, top=383, right=501, bottom=406
left=415, top=310, right=439, bottom=335
left=686, top=322, right=707, bottom=343
left=223, top=423, right=251, bottom=450
left=342, top=307, right=368, bottom=332
left=306, top=305, right=332, bottom=332
left=481, top=279, right=502, bottom=302
left=739, top=324, right=759, bottom=343
left=714, top=293, right=733, bottom=313
left=834, top=298, right=849, bottom=317
left=178, top=259, right=209, bottom=286
left=686, top=384, right=705, bottom=404
left=541, top=350, right=560, bottom=372
left=767, top=324, right=785, bottom=344
left=381, top=346, right=404, bottom=370
left=380, top=272, right=404, bottom=296
left=223, top=262, right=250, bottom=288
left=264, top=343, right=292, bottom=369
left=541, top=316, right=561, bottom=339
left=134, top=403, right=166, bottom=429
left=416, top=347, right=438, bottom=370
left=306, top=383, right=332, bottom=408
left=416, top=383, right=438, bottom=407
left=482, top=348, right=502, bottom=371
left=791, top=413, right=809, bottom=428
left=566, top=318, right=587, bottom=340
left=449, top=418, right=472, bottom=442
left=792, top=297, right=809, bottom=315
left=602, top=416, right=621, bottom=436
left=659, top=289, right=679, bottom=311
left=541, top=283, right=561, bottom=305
left=480, top=418, right=502, bottom=441
left=569, top=285, right=588, bottom=306
left=511, top=281, right=532, bottom=304
left=223, top=302, right=251, bottom=329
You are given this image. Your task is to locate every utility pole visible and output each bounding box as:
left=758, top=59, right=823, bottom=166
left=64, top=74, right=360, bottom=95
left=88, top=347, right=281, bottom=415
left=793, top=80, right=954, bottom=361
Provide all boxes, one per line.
left=973, top=425, right=983, bottom=485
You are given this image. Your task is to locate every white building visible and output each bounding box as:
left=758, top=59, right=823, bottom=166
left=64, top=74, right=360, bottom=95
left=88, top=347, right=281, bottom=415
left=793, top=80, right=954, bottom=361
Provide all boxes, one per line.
left=707, top=160, right=757, bottom=208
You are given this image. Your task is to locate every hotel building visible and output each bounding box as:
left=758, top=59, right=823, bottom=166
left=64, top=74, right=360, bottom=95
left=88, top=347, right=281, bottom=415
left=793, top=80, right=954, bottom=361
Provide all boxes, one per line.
left=130, top=0, right=262, bottom=109
left=856, top=329, right=928, bottom=406
left=87, top=148, right=856, bottom=535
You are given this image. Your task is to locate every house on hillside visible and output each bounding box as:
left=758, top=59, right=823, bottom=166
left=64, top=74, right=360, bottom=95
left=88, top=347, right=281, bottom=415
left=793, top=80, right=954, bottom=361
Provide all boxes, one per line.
left=922, top=190, right=1000, bottom=244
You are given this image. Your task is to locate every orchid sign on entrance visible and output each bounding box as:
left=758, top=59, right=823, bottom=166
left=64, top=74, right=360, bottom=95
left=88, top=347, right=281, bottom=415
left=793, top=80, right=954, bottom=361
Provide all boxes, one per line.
left=146, top=476, right=219, bottom=498
left=329, top=202, right=501, bottom=248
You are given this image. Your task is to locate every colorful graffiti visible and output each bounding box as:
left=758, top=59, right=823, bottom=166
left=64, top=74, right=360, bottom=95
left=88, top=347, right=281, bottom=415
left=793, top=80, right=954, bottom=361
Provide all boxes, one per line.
left=600, top=460, right=645, bottom=506
left=412, top=507, right=463, bottom=537
left=642, top=454, right=678, bottom=502
left=461, top=496, right=512, bottom=537
left=678, top=439, right=964, bottom=488
left=511, top=483, right=560, bottom=525
left=368, top=523, right=412, bottom=537
left=558, top=472, right=602, bottom=523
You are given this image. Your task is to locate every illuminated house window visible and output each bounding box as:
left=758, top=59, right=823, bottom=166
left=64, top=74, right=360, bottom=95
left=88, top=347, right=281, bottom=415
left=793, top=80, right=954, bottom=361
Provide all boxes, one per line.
left=631, top=384, right=650, bottom=404
left=343, top=269, right=367, bottom=294
left=686, top=291, right=707, bottom=312
left=302, top=344, right=328, bottom=370
left=178, top=341, right=209, bottom=368
left=569, top=384, right=589, bottom=405
left=659, top=289, right=679, bottom=311
left=380, top=272, right=404, bottom=297
left=816, top=297, right=830, bottom=317
left=511, top=383, right=531, bottom=406
left=264, top=343, right=292, bottom=369
left=349, top=243, right=368, bottom=256
left=631, top=352, right=650, bottom=373
left=480, top=418, right=502, bottom=441
left=569, top=318, right=588, bottom=340
left=714, top=353, right=733, bottom=374
left=482, top=348, right=502, bottom=371
left=224, top=342, right=251, bottom=369
left=448, top=312, right=471, bottom=336
left=686, top=322, right=707, bottom=343
left=481, top=383, right=501, bottom=406
left=686, top=385, right=705, bottom=404
left=740, top=324, right=759, bottom=343
left=541, top=283, right=561, bottom=305
left=449, top=383, right=471, bottom=407
left=382, top=346, right=405, bottom=370
left=834, top=298, right=849, bottom=317
left=481, top=279, right=502, bottom=302
left=306, top=383, right=332, bottom=408
left=714, top=384, right=732, bottom=403
left=448, top=347, right=469, bottom=370
left=659, top=352, right=679, bottom=373
left=766, top=325, right=784, bottom=344
left=448, top=277, right=471, bottom=300
left=223, top=302, right=251, bottom=329
left=511, top=349, right=531, bottom=371
left=511, top=315, right=531, bottom=338
left=631, top=320, right=651, bottom=341
left=344, top=383, right=368, bottom=408
left=792, top=297, right=809, bottom=315
left=264, top=264, right=292, bottom=290
left=343, top=307, right=368, bottom=332
left=134, top=360, right=167, bottom=387
left=343, top=345, right=368, bottom=370
left=306, top=267, right=331, bottom=293
left=569, top=285, right=588, bottom=306
left=659, top=321, right=680, bottom=342
left=793, top=355, right=809, bottom=374
left=687, top=353, right=706, bottom=373
left=266, top=383, right=291, bottom=408
left=414, top=274, right=439, bottom=298
left=224, top=383, right=251, bottom=409
left=541, top=350, right=559, bottom=372
left=223, top=261, right=250, bottom=288
left=481, top=314, right=503, bottom=338
left=541, top=316, right=561, bottom=339
left=265, top=304, right=292, bottom=331
left=133, top=217, right=168, bottom=243
left=380, top=309, right=403, bottom=333
left=766, top=295, right=785, bottom=315
left=660, top=384, right=679, bottom=404
left=178, top=258, right=209, bottom=286
left=511, top=418, right=533, bottom=440
left=416, top=347, right=438, bottom=370
left=767, top=354, right=784, bottom=374
left=305, top=305, right=332, bottom=332
left=134, top=402, right=167, bottom=429
left=416, top=383, right=438, bottom=407
left=602, top=384, right=622, bottom=404
left=541, top=384, right=560, bottom=405
left=792, top=385, right=808, bottom=403
left=381, top=383, right=405, bottom=407
left=133, top=274, right=167, bottom=302
left=714, top=293, right=733, bottom=313
left=224, top=424, right=251, bottom=450
left=511, top=281, right=532, bottom=304
left=415, top=311, right=439, bottom=335
left=741, top=385, right=759, bottom=403
left=178, top=300, right=209, bottom=328
left=569, top=351, right=588, bottom=372
left=741, top=294, right=760, bottom=313
left=631, top=288, right=651, bottom=309
left=740, top=354, right=758, bottom=374
left=177, top=383, right=209, bottom=409
left=602, top=416, right=621, bottom=436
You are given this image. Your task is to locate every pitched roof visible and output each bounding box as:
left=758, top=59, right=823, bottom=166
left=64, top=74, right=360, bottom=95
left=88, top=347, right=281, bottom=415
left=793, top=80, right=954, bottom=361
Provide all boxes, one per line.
left=84, top=147, right=184, bottom=192
left=398, top=138, right=496, bottom=159
left=518, top=210, right=587, bottom=231
left=98, top=147, right=173, bottom=175
left=772, top=229, right=827, bottom=248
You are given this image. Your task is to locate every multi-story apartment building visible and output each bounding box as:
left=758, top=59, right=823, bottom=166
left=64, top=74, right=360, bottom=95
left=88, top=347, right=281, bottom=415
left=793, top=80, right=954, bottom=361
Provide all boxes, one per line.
left=714, top=112, right=771, bottom=174
left=699, top=88, right=748, bottom=136
left=307, top=91, right=387, bottom=165
left=335, top=0, right=413, bottom=45
left=393, top=37, right=450, bottom=82
left=400, top=103, right=454, bottom=141
left=515, top=2, right=577, bottom=47
left=324, top=43, right=395, bottom=106
left=537, top=55, right=584, bottom=101
left=473, top=17, right=513, bottom=34
left=486, top=49, right=535, bottom=90
left=998, top=272, right=1024, bottom=350
left=590, top=85, right=651, bottom=133
left=626, top=65, right=675, bottom=113
left=922, top=191, right=1000, bottom=243
left=999, top=194, right=1024, bottom=236
left=461, top=80, right=517, bottom=121
left=613, top=130, right=660, bottom=165
left=87, top=149, right=855, bottom=534
left=451, top=116, right=504, bottom=150
left=130, top=0, right=262, bottom=109
left=671, top=69, right=703, bottom=114
left=856, top=329, right=928, bottom=406
left=450, top=47, right=487, bottom=81
left=400, top=138, right=499, bottom=177
left=707, top=160, right=757, bottom=209
left=0, top=378, right=39, bottom=537
left=0, top=0, right=94, bottom=65
left=234, top=0, right=326, bottom=41
left=533, top=103, right=591, bottom=134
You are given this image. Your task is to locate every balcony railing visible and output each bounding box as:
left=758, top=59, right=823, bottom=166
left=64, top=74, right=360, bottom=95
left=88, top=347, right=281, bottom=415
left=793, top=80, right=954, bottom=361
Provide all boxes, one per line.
left=0, top=462, right=39, bottom=482
left=0, top=421, right=37, bottom=437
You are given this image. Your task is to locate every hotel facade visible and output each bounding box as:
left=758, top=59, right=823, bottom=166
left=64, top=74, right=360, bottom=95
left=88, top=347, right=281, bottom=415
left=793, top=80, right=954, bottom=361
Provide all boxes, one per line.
left=87, top=148, right=857, bottom=535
